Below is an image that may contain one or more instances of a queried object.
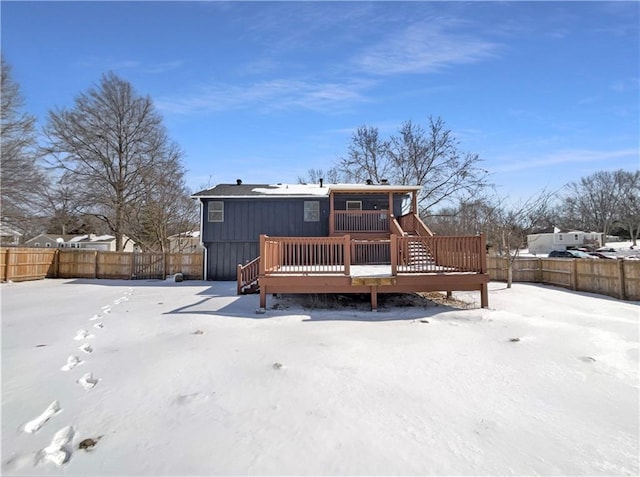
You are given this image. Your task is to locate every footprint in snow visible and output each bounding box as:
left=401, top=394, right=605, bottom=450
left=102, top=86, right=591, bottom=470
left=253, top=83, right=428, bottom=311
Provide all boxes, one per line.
left=73, top=330, right=93, bottom=341
left=37, top=425, right=74, bottom=467
left=78, top=344, right=93, bottom=354
left=89, top=314, right=102, bottom=321
left=101, top=306, right=111, bottom=314
left=22, top=401, right=61, bottom=433
left=93, top=323, right=104, bottom=329
left=77, top=373, right=99, bottom=390
left=61, top=355, right=82, bottom=371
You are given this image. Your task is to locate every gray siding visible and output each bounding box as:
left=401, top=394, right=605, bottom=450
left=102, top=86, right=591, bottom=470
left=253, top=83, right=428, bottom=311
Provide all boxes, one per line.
left=203, top=198, right=329, bottom=280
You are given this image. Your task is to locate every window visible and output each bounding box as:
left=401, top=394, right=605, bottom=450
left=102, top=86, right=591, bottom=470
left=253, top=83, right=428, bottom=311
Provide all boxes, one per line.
left=34, top=242, right=40, bottom=247
left=558, top=235, right=563, bottom=241
left=346, top=200, right=362, bottom=211
left=45, top=243, right=51, bottom=247
left=208, top=201, right=224, bottom=222
left=304, top=201, right=319, bottom=222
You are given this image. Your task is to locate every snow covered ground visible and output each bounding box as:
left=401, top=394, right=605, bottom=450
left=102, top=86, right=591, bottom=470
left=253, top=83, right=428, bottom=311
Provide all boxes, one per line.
left=1, top=278, right=638, bottom=475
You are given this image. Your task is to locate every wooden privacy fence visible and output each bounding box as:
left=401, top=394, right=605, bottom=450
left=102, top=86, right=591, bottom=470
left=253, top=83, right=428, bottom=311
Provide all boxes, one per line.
left=487, top=256, right=640, bottom=301
left=1, top=248, right=203, bottom=282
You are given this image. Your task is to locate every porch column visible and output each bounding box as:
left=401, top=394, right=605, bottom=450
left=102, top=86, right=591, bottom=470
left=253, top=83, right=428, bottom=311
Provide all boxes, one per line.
left=412, top=191, right=418, bottom=215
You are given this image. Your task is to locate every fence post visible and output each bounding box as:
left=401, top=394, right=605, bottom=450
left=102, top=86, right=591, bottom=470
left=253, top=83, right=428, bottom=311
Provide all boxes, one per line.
left=129, top=253, right=135, bottom=280
left=572, top=259, right=578, bottom=291
left=618, top=259, right=626, bottom=300
left=537, top=258, right=542, bottom=283
left=93, top=251, right=98, bottom=279
left=5, top=248, right=12, bottom=282
left=53, top=249, right=59, bottom=278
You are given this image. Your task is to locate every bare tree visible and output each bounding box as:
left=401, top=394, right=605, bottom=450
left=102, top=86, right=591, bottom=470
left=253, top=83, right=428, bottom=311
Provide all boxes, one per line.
left=334, top=117, right=489, bottom=212
left=43, top=72, right=188, bottom=251
left=297, top=168, right=342, bottom=184
left=563, top=170, right=630, bottom=240
left=615, top=170, right=640, bottom=246
left=490, top=190, right=555, bottom=288
left=0, top=56, right=46, bottom=233
left=124, top=151, right=198, bottom=252
left=335, top=126, right=390, bottom=183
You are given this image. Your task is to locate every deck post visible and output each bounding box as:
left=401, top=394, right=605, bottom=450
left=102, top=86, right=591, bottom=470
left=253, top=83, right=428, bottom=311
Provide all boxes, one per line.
left=370, top=285, right=378, bottom=311
left=479, top=234, right=487, bottom=274
left=237, top=264, right=243, bottom=295
left=259, top=235, right=266, bottom=276
left=259, top=286, right=267, bottom=309
left=480, top=283, right=489, bottom=308
left=390, top=234, right=397, bottom=275
left=344, top=234, right=351, bottom=276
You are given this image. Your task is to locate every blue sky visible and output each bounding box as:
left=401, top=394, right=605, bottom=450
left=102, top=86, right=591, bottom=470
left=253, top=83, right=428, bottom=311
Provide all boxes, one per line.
left=2, top=1, right=638, bottom=203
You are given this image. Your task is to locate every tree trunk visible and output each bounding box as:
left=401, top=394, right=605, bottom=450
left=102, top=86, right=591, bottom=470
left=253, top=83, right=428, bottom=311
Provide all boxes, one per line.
left=507, top=263, right=513, bottom=288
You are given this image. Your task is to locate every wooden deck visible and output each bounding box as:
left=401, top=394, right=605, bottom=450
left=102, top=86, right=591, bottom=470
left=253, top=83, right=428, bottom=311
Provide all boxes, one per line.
left=244, top=233, right=489, bottom=310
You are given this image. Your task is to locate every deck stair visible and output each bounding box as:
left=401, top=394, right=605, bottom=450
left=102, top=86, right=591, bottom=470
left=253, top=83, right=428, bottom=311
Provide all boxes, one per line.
left=406, top=234, right=434, bottom=266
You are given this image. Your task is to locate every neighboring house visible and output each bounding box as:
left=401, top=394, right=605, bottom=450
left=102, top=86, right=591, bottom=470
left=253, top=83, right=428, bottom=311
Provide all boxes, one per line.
left=167, top=231, right=204, bottom=253
left=0, top=223, right=22, bottom=246
left=527, top=229, right=604, bottom=254
left=192, top=180, right=489, bottom=310
left=24, top=234, right=136, bottom=252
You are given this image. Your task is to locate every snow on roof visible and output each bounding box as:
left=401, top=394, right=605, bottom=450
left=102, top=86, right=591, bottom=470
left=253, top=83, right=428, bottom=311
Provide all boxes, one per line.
left=68, top=235, right=88, bottom=242
left=193, top=182, right=421, bottom=198
left=91, top=235, right=115, bottom=242
left=252, top=184, right=329, bottom=196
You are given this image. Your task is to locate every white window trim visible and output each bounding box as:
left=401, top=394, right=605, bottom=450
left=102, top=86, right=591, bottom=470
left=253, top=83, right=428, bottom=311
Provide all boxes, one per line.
left=208, top=201, right=224, bottom=222
left=346, top=200, right=362, bottom=211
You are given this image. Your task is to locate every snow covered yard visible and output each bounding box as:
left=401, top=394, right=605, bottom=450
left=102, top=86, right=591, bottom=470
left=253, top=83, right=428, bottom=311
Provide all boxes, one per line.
left=1, top=279, right=638, bottom=476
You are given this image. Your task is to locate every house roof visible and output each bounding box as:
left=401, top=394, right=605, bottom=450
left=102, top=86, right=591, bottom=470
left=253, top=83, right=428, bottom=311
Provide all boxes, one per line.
left=0, top=223, right=23, bottom=237
left=25, top=233, right=116, bottom=244
left=192, top=183, right=421, bottom=199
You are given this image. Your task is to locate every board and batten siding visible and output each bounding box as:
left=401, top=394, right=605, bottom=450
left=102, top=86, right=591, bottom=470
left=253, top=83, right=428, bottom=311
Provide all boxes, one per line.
left=202, top=198, right=330, bottom=280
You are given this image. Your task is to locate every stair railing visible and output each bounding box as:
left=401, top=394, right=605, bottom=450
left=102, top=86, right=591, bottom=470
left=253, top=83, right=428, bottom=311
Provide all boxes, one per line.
left=237, top=256, right=260, bottom=295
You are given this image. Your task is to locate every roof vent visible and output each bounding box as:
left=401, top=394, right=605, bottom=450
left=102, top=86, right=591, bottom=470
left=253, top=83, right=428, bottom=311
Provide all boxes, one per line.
left=380, top=179, right=389, bottom=185
left=319, top=178, right=324, bottom=188
left=366, top=179, right=373, bottom=185
left=236, top=179, right=242, bottom=185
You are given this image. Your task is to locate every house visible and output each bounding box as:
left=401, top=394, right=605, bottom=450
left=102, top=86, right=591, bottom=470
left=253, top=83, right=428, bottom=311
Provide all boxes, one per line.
left=167, top=231, right=204, bottom=253
left=0, top=223, right=22, bottom=246
left=24, top=234, right=135, bottom=252
left=192, top=180, right=489, bottom=310
left=527, top=229, right=604, bottom=254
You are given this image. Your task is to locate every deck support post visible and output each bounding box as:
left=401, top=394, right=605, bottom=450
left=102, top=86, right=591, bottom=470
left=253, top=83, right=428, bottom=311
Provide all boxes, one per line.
left=480, top=283, right=488, bottom=308
left=370, top=285, right=378, bottom=311
left=259, top=286, right=267, bottom=309
left=446, top=290, right=452, bottom=299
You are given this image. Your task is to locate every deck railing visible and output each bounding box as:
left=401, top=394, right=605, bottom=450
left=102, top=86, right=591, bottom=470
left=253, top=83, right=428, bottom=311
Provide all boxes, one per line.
left=395, top=235, right=486, bottom=273
left=398, top=213, right=433, bottom=236
left=260, top=235, right=351, bottom=275
left=333, top=210, right=389, bottom=234
left=257, top=234, right=486, bottom=276
left=351, top=240, right=391, bottom=265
